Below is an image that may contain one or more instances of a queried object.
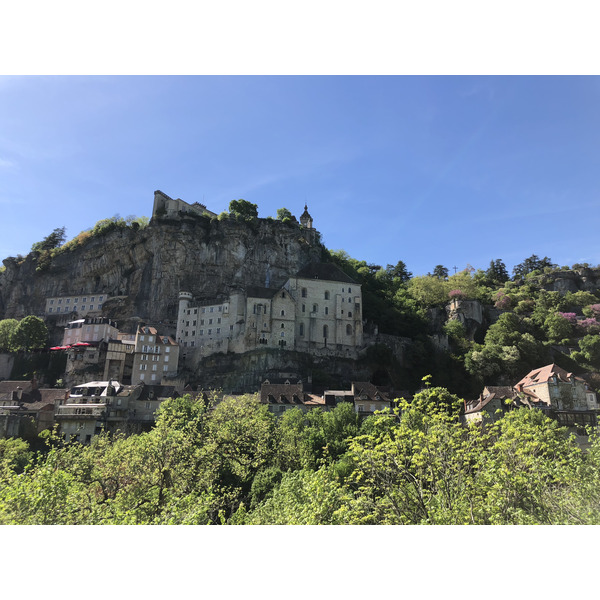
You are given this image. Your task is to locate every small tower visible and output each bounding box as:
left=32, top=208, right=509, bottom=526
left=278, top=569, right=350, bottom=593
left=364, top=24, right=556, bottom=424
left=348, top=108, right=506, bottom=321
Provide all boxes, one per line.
left=179, top=291, right=193, bottom=314
left=177, top=292, right=193, bottom=344
left=300, top=204, right=313, bottom=229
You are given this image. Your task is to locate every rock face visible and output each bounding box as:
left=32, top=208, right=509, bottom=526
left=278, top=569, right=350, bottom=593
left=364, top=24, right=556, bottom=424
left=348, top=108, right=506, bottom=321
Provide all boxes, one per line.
left=0, top=214, right=324, bottom=330
left=446, top=299, right=485, bottom=341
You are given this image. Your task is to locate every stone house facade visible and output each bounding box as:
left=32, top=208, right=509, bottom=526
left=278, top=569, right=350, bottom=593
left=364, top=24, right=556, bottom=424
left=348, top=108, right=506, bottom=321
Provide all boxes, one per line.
left=467, top=364, right=598, bottom=430
left=464, top=386, right=518, bottom=423
left=0, top=379, right=66, bottom=438
left=62, top=317, right=119, bottom=347
left=131, top=326, right=180, bottom=385
left=54, top=380, right=182, bottom=443
left=514, top=363, right=598, bottom=428
left=45, top=294, right=109, bottom=317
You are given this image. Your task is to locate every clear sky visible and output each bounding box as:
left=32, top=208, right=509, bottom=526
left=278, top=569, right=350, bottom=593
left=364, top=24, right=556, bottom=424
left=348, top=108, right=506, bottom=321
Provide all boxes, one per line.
left=1, top=75, right=599, bottom=276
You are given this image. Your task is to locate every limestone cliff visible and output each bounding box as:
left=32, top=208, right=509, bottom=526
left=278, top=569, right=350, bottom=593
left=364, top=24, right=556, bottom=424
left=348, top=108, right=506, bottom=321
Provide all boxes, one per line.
left=0, top=213, right=324, bottom=329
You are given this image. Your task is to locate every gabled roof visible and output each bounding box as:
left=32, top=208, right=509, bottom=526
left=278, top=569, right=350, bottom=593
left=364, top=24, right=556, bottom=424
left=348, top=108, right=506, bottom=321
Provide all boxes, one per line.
left=465, top=386, right=518, bottom=415
left=0, top=381, right=33, bottom=396
left=515, top=364, right=585, bottom=391
left=247, top=286, right=280, bottom=300
left=136, top=385, right=180, bottom=401
left=0, top=383, right=66, bottom=407
left=296, top=262, right=357, bottom=284
left=261, top=383, right=304, bottom=403
left=139, top=326, right=158, bottom=335
left=352, top=382, right=391, bottom=403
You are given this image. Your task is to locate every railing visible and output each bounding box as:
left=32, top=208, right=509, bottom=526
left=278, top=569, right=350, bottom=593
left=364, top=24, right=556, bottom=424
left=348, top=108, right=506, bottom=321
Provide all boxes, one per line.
left=56, top=407, right=105, bottom=418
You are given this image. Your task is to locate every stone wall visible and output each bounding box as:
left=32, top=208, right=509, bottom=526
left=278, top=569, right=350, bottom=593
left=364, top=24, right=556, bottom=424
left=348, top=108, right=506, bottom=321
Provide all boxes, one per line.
left=0, top=353, right=14, bottom=380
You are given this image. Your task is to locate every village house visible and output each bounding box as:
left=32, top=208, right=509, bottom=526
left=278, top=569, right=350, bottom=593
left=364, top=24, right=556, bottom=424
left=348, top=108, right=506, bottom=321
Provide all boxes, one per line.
left=260, top=379, right=327, bottom=415
left=350, top=382, right=393, bottom=416
left=131, top=325, right=180, bottom=385
left=260, top=379, right=393, bottom=416
left=54, top=380, right=182, bottom=442
left=103, top=337, right=136, bottom=383
left=464, top=386, right=519, bottom=423
left=61, top=316, right=119, bottom=347
left=0, top=378, right=66, bottom=439
left=466, top=364, right=598, bottom=432
left=514, top=363, right=598, bottom=429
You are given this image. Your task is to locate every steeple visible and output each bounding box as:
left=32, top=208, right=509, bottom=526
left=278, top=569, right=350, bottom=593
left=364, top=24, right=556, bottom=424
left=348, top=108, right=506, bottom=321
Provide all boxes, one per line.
left=300, top=204, right=313, bottom=229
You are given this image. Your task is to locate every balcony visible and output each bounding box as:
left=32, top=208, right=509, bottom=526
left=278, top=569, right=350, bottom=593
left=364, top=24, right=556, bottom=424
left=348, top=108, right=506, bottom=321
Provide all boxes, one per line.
left=56, top=406, right=105, bottom=419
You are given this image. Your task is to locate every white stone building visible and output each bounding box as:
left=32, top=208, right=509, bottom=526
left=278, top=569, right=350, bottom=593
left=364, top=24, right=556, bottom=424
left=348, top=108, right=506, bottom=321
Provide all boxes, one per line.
left=177, top=262, right=363, bottom=363
left=45, top=294, right=109, bottom=317
left=62, top=317, right=119, bottom=347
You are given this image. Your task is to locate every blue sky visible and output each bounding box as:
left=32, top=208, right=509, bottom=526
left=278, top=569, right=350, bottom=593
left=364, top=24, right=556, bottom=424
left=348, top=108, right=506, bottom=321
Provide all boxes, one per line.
left=1, top=75, right=599, bottom=276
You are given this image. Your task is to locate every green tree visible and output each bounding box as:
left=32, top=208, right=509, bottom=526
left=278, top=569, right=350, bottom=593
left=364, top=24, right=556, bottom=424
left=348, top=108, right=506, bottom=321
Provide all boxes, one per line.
left=12, top=316, right=48, bottom=351
left=276, top=208, right=293, bottom=222
left=432, top=265, right=449, bottom=280
left=571, top=335, right=600, bottom=370
left=0, top=319, right=18, bottom=351
left=31, top=227, right=66, bottom=253
left=543, top=312, right=573, bottom=344
left=229, top=199, right=258, bottom=221
left=512, top=254, right=556, bottom=279
left=408, top=275, right=449, bottom=306
left=384, top=260, right=412, bottom=285
left=485, top=259, right=509, bottom=284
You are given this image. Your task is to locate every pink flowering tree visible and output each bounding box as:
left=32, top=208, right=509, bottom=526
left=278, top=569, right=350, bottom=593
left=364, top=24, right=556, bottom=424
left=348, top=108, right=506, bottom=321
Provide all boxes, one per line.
left=493, top=290, right=512, bottom=311
left=583, top=304, right=600, bottom=319
left=558, top=312, right=578, bottom=325
left=449, top=289, right=463, bottom=300
left=578, top=318, right=600, bottom=334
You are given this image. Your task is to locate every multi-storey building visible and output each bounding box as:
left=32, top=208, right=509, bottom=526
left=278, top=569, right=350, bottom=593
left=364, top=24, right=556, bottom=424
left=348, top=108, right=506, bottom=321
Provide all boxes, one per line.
left=54, top=380, right=182, bottom=442
left=131, top=326, right=180, bottom=385
left=176, top=262, right=363, bottom=362
left=62, top=316, right=119, bottom=346
left=45, top=294, right=109, bottom=317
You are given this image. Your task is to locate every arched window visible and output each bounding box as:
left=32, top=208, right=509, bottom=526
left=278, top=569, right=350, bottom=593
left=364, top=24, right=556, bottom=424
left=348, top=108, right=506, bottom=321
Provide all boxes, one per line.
left=313, top=304, right=318, bottom=313
left=281, top=323, right=285, bottom=329
left=301, top=288, right=307, bottom=298
left=346, top=324, right=353, bottom=335
left=324, top=291, right=330, bottom=300
left=348, top=311, right=352, bottom=317
left=299, top=323, right=304, bottom=336
left=281, top=309, right=285, bottom=316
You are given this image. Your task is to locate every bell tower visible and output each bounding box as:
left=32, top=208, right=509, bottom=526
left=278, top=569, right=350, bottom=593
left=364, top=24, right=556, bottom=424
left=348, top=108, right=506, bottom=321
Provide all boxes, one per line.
left=300, top=204, right=313, bottom=229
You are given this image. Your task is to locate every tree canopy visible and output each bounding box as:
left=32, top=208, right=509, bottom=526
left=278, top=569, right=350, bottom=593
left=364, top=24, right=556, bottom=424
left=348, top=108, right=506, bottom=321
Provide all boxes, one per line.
left=31, top=227, right=66, bottom=254
left=12, top=316, right=48, bottom=351
left=229, top=199, right=258, bottom=221
left=2, top=388, right=599, bottom=525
